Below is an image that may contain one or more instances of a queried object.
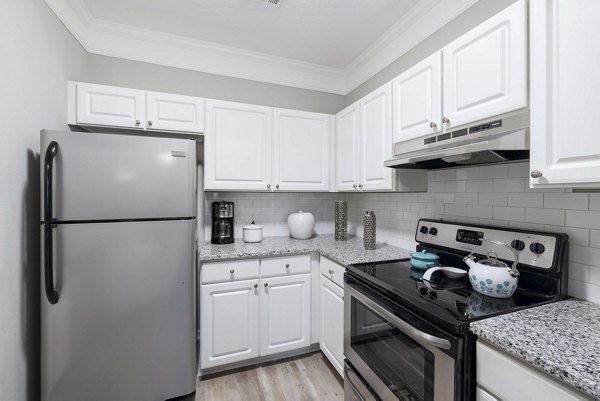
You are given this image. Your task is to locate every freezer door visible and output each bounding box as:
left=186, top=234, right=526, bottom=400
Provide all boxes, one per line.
left=41, top=220, right=196, bottom=401
left=41, top=130, right=196, bottom=221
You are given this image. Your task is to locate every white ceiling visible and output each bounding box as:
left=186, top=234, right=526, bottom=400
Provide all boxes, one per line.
left=80, top=0, right=419, bottom=69
left=47, top=0, right=479, bottom=94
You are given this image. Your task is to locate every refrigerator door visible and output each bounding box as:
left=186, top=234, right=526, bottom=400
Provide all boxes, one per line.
left=41, top=130, right=196, bottom=221
left=41, top=220, right=196, bottom=401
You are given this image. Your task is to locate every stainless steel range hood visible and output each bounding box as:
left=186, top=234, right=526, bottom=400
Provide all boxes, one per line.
left=384, top=110, right=529, bottom=169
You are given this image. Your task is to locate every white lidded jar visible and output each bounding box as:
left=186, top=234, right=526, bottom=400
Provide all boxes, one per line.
left=287, top=211, right=315, bottom=240
left=242, top=221, right=263, bottom=243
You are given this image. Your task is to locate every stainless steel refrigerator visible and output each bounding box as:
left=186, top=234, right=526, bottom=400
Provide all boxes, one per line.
left=40, top=130, right=197, bottom=401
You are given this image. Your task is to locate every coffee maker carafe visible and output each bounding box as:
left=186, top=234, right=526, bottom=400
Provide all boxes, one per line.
left=211, top=201, right=234, bottom=244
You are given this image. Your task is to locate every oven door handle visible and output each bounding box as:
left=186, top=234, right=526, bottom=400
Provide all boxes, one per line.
left=351, top=286, right=452, bottom=351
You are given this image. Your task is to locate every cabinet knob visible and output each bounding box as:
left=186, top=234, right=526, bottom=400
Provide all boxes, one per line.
left=329, top=269, right=334, bottom=274
left=264, top=283, right=269, bottom=288
left=135, top=120, right=141, bottom=126
left=429, top=121, right=437, bottom=129
left=267, top=184, right=271, bottom=189
left=530, top=170, right=543, bottom=179
left=254, top=284, right=258, bottom=289
left=285, top=264, right=290, bottom=269
left=230, top=269, right=235, bottom=274
left=147, top=120, right=153, bottom=127
left=353, top=184, right=357, bottom=189
left=442, top=116, right=450, bottom=124
left=276, top=184, right=280, bottom=189
left=358, top=184, right=363, bottom=189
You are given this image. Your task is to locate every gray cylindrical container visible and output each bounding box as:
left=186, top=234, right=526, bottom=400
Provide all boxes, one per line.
left=335, top=201, right=348, bottom=241
left=364, top=210, right=376, bottom=250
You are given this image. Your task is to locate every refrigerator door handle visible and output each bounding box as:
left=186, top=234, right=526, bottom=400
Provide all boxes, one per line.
left=44, top=141, right=59, bottom=304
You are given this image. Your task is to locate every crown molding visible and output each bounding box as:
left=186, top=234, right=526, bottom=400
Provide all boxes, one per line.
left=45, top=0, right=479, bottom=95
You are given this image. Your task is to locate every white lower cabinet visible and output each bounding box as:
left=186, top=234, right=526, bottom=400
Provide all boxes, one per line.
left=200, top=279, right=260, bottom=369
left=319, top=275, right=344, bottom=376
left=260, top=274, right=311, bottom=356
left=200, top=256, right=312, bottom=370
left=476, top=341, right=593, bottom=400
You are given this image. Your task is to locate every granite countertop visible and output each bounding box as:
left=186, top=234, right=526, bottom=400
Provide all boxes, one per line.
left=199, top=234, right=412, bottom=266
left=471, top=299, right=600, bottom=399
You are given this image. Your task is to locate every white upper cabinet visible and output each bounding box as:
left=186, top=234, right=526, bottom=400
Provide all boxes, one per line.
left=273, top=109, right=331, bottom=192
left=335, top=102, right=361, bottom=191
left=360, top=82, right=394, bottom=191
left=204, top=99, right=273, bottom=191
left=530, top=0, right=600, bottom=188
left=71, top=82, right=205, bottom=134
left=442, top=0, right=527, bottom=129
left=75, top=82, right=145, bottom=129
left=392, top=53, right=442, bottom=144
left=146, top=91, right=204, bottom=133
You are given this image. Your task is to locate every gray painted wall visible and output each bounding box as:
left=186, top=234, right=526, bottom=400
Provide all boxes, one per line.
left=345, top=0, right=517, bottom=105
left=88, top=55, right=345, bottom=114
left=0, top=1, right=89, bottom=400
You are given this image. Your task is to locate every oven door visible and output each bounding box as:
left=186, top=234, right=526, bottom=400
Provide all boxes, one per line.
left=345, top=283, right=458, bottom=401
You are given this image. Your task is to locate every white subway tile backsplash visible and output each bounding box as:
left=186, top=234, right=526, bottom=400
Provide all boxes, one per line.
left=569, top=245, right=600, bottom=265
left=508, top=193, right=543, bottom=208
left=445, top=204, right=467, bottom=216
left=493, top=178, right=525, bottom=192
left=467, top=180, right=493, bottom=193
left=544, top=193, right=588, bottom=210
left=455, top=193, right=479, bottom=205
left=508, top=162, right=530, bottom=178
left=444, top=180, right=466, bottom=193
left=591, top=230, right=600, bottom=248
left=569, top=262, right=590, bottom=282
left=435, top=193, right=455, bottom=203
left=568, top=280, right=600, bottom=303
left=545, top=225, right=590, bottom=247
left=466, top=205, right=493, bottom=219
left=525, top=208, right=565, bottom=226
left=480, top=164, right=508, bottom=179
left=492, top=206, right=525, bottom=222
left=590, top=266, right=600, bottom=285
left=479, top=193, right=507, bottom=206
left=456, top=167, right=481, bottom=180
left=589, top=194, right=600, bottom=211
left=566, top=210, right=600, bottom=229
left=435, top=169, right=457, bottom=182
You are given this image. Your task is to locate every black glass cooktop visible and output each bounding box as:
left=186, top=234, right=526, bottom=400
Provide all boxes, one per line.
left=346, top=258, right=556, bottom=334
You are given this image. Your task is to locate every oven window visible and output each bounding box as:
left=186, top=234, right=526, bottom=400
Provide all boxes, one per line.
left=351, top=297, right=435, bottom=401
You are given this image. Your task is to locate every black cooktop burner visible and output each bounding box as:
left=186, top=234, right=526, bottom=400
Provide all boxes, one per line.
left=347, top=259, right=556, bottom=334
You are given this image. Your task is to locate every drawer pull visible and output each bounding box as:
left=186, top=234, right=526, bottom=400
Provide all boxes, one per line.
left=230, top=269, right=235, bottom=274
left=264, top=283, right=269, bottom=287
left=254, top=284, right=258, bottom=289
left=329, top=269, right=334, bottom=274
left=285, top=264, right=290, bottom=269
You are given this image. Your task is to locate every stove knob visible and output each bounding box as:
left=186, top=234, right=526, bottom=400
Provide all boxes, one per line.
left=420, top=226, right=429, bottom=234
left=529, top=242, right=546, bottom=254
left=429, top=227, right=438, bottom=236
left=511, top=239, right=525, bottom=251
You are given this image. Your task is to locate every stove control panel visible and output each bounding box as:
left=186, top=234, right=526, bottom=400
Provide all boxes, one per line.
left=416, top=220, right=558, bottom=270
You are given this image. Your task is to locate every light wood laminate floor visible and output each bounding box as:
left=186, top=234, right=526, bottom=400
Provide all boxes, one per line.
left=195, top=352, right=343, bottom=401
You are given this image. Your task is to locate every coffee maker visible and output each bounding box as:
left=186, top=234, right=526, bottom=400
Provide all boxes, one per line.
left=211, top=201, right=234, bottom=244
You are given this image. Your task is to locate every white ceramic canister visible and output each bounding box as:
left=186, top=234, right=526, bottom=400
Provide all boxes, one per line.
left=287, top=211, right=315, bottom=240
left=243, top=221, right=263, bottom=243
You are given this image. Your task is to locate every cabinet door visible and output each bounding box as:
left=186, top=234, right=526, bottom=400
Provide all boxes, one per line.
left=319, top=277, right=344, bottom=377
left=360, top=82, right=394, bottom=191
left=335, top=102, right=360, bottom=191
left=273, top=109, right=330, bottom=191
left=392, top=52, right=442, bottom=143
left=260, top=274, right=311, bottom=356
left=200, top=279, right=259, bottom=369
left=530, top=0, right=600, bottom=187
left=442, top=0, right=527, bottom=129
left=146, top=91, right=204, bottom=133
left=204, top=100, right=273, bottom=191
left=76, top=82, right=145, bottom=129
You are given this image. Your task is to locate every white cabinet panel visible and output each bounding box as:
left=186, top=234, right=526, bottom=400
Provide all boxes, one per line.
left=260, top=274, right=311, bottom=356
left=442, top=0, right=527, bottom=129
left=201, top=259, right=260, bottom=284
left=200, top=279, right=260, bottom=368
left=146, top=91, right=204, bottom=133
left=335, top=103, right=360, bottom=191
left=392, top=52, right=442, bottom=143
left=530, top=0, right=600, bottom=187
left=261, top=254, right=310, bottom=278
left=76, top=82, right=145, bottom=128
left=273, top=109, right=330, bottom=191
left=360, top=82, right=394, bottom=191
left=319, top=276, right=344, bottom=377
left=204, top=100, right=273, bottom=191
left=319, top=256, right=345, bottom=289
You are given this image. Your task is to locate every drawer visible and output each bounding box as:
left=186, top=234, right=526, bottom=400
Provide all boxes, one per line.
left=260, top=254, right=310, bottom=278
left=201, top=259, right=259, bottom=284
left=320, top=256, right=345, bottom=288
